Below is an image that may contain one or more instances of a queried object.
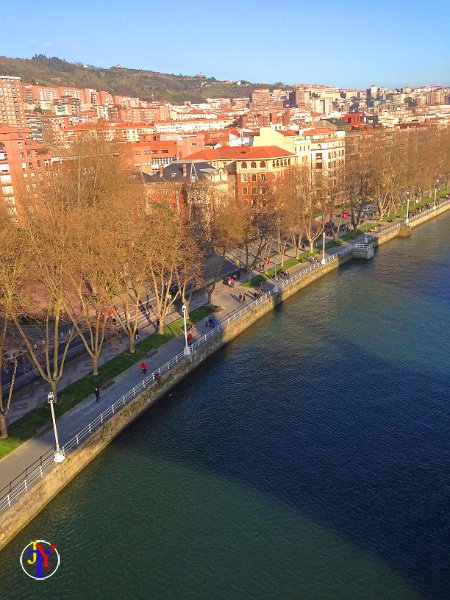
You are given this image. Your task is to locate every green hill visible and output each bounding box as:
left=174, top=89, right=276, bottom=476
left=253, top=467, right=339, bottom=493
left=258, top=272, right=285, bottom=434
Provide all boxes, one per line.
left=0, top=54, right=287, bottom=104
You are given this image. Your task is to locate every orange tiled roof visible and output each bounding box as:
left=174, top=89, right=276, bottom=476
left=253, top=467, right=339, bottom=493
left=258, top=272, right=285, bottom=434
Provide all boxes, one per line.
left=186, top=145, right=294, bottom=160
left=302, top=128, right=336, bottom=136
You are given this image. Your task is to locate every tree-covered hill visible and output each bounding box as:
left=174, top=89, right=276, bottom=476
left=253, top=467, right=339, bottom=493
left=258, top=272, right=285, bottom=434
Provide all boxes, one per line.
left=0, top=55, right=287, bottom=103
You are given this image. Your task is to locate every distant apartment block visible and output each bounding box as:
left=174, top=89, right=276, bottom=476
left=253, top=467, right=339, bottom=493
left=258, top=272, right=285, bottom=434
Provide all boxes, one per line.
left=0, top=76, right=26, bottom=129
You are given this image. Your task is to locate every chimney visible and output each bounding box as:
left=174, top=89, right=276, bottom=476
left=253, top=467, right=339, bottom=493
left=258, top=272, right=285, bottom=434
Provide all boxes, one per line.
left=182, top=163, right=187, bottom=177
left=159, top=165, right=163, bottom=177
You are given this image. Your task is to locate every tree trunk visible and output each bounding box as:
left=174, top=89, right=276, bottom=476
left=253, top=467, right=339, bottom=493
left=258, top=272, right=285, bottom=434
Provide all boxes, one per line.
left=0, top=414, right=8, bottom=439
left=129, top=334, right=135, bottom=354
left=92, top=354, right=98, bottom=376
left=50, top=381, right=58, bottom=404
left=207, top=287, right=213, bottom=305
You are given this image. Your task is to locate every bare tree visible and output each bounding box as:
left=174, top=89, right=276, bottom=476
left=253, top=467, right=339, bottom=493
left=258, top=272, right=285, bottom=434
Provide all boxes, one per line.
left=0, top=210, right=25, bottom=437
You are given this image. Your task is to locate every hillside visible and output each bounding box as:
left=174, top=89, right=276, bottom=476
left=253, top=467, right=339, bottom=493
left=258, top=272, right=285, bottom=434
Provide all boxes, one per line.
left=0, top=55, right=287, bottom=103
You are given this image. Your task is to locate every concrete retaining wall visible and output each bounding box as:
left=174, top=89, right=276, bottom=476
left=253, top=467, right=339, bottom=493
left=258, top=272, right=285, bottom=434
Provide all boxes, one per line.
left=1, top=201, right=449, bottom=550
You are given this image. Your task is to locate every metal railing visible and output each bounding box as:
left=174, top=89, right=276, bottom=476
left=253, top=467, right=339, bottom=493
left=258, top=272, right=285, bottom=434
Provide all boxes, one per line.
left=2, top=201, right=450, bottom=514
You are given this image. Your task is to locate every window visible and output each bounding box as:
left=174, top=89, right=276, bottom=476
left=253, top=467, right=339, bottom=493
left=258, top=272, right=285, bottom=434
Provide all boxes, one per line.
left=243, top=187, right=248, bottom=195
left=251, top=186, right=257, bottom=194
left=260, top=161, right=266, bottom=168
left=241, top=174, right=248, bottom=182
left=261, top=187, right=268, bottom=195
left=260, top=173, right=266, bottom=182
left=251, top=161, right=257, bottom=169
left=0, top=175, right=11, bottom=183
left=2, top=185, right=13, bottom=194
left=241, top=162, right=247, bottom=169
left=251, top=174, right=257, bottom=182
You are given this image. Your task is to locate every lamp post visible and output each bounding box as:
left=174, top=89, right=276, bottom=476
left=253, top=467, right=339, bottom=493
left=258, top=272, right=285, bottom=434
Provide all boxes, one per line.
left=321, top=231, right=326, bottom=265
left=363, top=206, right=370, bottom=243
left=405, top=191, right=410, bottom=225
left=273, top=261, right=279, bottom=294
left=181, top=304, right=191, bottom=356
left=48, top=392, right=65, bottom=463
left=434, top=179, right=439, bottom=210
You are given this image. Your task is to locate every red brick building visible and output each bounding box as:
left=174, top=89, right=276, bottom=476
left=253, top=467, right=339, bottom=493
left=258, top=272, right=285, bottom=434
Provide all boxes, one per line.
left=186, top=146, right=296, bottom=205
left=125, top=140, right=179, bottom=173
left=0, top=126, right=51, bottom=220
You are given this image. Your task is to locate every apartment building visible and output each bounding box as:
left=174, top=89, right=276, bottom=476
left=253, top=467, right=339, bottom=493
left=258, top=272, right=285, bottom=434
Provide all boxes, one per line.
left=0, top=76, right=26, bottom=129
left=126, top=140, right=179, bottom=173
left=186, top=145, right=296, bottom=204
left=142, top=160, right=230, bottom=215
left=0, top=125, right=51, bottom=220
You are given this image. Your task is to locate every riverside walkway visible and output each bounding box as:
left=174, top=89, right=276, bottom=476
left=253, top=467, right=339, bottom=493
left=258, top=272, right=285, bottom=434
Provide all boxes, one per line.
left=1, top=198, right=449, bottom=512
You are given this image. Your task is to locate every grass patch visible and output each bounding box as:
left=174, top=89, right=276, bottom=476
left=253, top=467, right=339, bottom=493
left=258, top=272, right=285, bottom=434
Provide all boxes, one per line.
left=0, top=305, right=216, bottom=460
left=243, top=274, right=270, bottom=288
left=340, top=228, right=364, bottom=241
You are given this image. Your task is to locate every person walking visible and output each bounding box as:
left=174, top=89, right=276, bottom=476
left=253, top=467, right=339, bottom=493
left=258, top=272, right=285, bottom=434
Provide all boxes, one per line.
left=135, top=328, right=140, bottom=341
left=94, top=387, right=100, bottom=403
left=141, top=361, right=147, bottom=375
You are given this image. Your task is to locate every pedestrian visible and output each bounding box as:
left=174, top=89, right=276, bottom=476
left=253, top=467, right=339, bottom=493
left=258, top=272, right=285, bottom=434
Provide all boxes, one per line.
left=205, top=319, right=209, bottom=329
left=141, top=361, right=147, bottom=375
left=242, top=293, right=246, bottom=302
left=135, top=328, right=140, bottom=341
left=208, top=317, right=213, bottom=328
left=94, top=387, right=100, bottom=403
left=187, top=332, right=193, bottom=346
left=238, top=293, right=242, bottom=302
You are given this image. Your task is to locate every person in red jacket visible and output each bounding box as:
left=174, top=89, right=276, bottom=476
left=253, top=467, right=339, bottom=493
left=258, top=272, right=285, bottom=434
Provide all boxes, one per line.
left=141, top=361, right=147, bottom=375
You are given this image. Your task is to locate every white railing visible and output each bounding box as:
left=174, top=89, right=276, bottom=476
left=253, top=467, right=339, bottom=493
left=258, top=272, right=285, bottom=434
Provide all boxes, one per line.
left=2, top=203, right=450, bottom=514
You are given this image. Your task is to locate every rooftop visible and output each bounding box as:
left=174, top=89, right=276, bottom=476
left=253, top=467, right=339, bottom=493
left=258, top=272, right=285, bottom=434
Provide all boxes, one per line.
left=186, top=145, right=294, bottom=161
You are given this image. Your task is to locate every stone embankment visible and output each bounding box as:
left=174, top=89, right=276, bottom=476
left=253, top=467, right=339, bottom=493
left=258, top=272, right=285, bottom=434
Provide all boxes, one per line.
left=1, top=199, right=449, bottom=550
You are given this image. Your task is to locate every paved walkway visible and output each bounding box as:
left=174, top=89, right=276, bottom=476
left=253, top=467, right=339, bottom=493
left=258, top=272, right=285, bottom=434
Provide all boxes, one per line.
left=0, top=222, right=403, bottom=490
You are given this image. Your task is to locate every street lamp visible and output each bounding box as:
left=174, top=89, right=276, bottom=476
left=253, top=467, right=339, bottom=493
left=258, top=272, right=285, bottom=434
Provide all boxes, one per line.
left=405, top=191, right=410, bottom=225
left=321, top=231, right=326, bottom=265
left=363, top=206, right=370, bottom=243
left=181, top=304, right=191, bottom=356
left=273, top=261, right=279, bottom=294
left=47, top=392, right=65, bottom=463
left=434, top=179, right=439, bottom=210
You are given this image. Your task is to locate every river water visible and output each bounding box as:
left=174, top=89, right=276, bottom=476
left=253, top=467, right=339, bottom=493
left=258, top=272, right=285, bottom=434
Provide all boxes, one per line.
left=1, top=213, right=450, bottom=600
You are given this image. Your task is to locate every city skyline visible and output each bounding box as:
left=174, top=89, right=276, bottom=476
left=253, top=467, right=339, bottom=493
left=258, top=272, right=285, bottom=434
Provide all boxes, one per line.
left=2, top=0, right=449, bottom=89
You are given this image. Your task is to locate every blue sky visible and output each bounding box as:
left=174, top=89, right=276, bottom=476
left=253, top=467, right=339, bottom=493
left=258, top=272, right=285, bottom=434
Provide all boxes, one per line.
left=2, top=0, right=449, bottom=88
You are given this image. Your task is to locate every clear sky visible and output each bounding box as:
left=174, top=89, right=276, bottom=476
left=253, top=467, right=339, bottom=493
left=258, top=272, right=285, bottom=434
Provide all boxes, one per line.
left=2, top=0, right=449, bottom=89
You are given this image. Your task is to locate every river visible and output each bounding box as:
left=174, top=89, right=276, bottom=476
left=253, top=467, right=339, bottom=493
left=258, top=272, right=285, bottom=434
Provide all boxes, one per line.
left=1, top=212, right=450, bottom=600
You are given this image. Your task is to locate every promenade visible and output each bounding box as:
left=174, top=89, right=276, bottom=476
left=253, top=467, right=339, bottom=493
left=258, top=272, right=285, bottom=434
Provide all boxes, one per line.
left=1, top=198, right=449, bottom=512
